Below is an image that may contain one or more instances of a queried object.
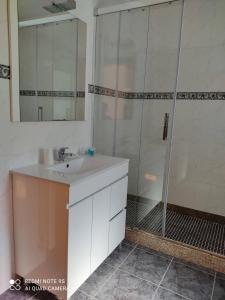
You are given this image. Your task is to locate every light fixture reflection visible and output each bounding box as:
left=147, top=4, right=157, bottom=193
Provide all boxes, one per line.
left=144, top=173, right=157, bottom=182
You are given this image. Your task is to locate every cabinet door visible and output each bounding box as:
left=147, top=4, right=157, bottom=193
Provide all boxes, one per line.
left=67, top=196, right=92, bottom=298
left=108, top=209, right=126, bottom=255
left=110, top=177, right=128, bottom=219
left=91, top=187, right=110, bottom=272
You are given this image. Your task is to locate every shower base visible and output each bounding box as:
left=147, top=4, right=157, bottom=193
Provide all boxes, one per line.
left=127, top=198, right=225, bottom=256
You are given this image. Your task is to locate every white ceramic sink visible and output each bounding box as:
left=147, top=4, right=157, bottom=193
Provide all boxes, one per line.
left=48, top=155, right=115, bottom=175
left=12, top=154, right=129, bottom=202
left=12, top=154, right=129, bottom=205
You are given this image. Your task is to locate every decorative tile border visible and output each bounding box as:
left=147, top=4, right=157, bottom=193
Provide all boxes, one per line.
left=88, top=85, right=173, bottom=99
left=37, top=91, right=74, bottom=97
left=88, top=84, right=225, bottom=101
left=144, top=92, right=173, bottom=100
left=76, top=91, right=85, bottom=98
left=88, top=84, right=95, bottom=94
left=177, top=92, right=225, bottom=100
left=0, top=64, right=10, bottom=79
left=88, top=84, right=116, bottom=97
left=13, top=84, right=225, bottom=101
left=117, top=91, right=173, bottom=100
left=20, top=90, right=36, bottom=96
left=20, top=90, right=85, bottom=98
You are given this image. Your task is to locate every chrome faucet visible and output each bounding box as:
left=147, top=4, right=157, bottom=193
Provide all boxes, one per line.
left=58, top=147, right=69, bottom=161
left=57, top=147, right=76, bottom=161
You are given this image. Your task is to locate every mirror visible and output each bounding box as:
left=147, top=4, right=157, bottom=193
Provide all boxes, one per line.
left=10, top=0, right=86, bottom=121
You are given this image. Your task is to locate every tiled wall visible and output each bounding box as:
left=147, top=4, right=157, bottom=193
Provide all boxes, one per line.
left=0, top=0, right=94, bottom=294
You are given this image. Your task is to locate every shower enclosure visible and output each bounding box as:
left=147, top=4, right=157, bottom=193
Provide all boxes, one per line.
left=93, top=0, right=225, bottom=256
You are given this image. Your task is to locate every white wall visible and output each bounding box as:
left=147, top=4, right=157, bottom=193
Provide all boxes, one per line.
left=0, top=0, right=95, bottom=294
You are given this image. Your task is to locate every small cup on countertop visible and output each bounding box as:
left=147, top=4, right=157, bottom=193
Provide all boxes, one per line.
left=39, top=148, right=55, bottom=165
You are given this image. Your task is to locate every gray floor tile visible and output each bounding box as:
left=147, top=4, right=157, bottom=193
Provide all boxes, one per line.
left=79, top=263, right=115, bottom=297
left=136, top=245, right=172, bottom=259
left=120, top=247, right=171, bottom=284
left=161, top=261, right=214, bottom=300
left=216, top=272, right=225, bottom=280
left=32, top=290, right=58, bottom=299
left=104, top=241, right=134, bottom=268
left=71, top=290, right=92, bottom=300
left=96, top=270, right=157, bottom=300
left=212, top=277, right=225, bottom=300
left=174, top=257, right=214, bottom=275
left=0, top=290, right=34, bottom=300
left=153, top=288, right=188, bottom=300
left=123, top=239, right=137, bottom=247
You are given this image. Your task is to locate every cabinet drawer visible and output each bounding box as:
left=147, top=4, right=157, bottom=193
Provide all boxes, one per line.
left=110, top=176, right=128, bottom=219
left=108, top=209, right=126, bottom=255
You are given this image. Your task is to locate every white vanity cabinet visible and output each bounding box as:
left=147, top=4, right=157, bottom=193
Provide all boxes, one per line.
left=67, top=177, right=128, bottom=298
left=12, top=155, right=129, bottom=300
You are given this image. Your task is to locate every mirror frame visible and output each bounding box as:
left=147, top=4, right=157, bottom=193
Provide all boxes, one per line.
left=8, top=0, right=92, bottom=122
left=8, top=0, right=20, bottom=121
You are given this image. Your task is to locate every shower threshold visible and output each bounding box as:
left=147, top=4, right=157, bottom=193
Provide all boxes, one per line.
left=127, top=197, right=225, bottom=256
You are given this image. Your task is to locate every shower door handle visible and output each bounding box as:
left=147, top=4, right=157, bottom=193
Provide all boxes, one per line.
left=38, top=106, right=43, bottom=121
left=163, top=113, right=169, bottom=141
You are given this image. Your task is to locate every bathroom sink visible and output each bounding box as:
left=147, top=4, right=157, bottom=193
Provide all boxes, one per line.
left=12, top=154, right=129, bottom=205
left=48, top=155, right=113, bottom=175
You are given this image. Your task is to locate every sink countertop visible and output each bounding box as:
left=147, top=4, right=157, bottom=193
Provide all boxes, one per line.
left=11, top=154, right=129, bottom=186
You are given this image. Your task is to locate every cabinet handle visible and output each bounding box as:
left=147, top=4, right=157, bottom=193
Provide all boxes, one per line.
left=163, top=113, right=169, bottom=141
left=109, top=208, right=125, bottom=222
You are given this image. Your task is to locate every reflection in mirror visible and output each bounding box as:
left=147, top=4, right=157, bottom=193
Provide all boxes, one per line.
left=17, top=0, right=86, bottom=121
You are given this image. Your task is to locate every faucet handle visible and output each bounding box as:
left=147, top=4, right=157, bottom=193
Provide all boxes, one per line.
left=59, top=147, right=69, bottom=153
left=58, top=147, right=69, bottom=160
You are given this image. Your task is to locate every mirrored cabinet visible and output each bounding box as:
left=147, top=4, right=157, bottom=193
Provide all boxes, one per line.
left=19, top=19, right=86, bottom=121
left=9, top=0, right=87, bottom=122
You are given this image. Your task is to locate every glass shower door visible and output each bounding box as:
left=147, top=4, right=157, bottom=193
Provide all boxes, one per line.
left=114, top=7, right=149, bottom=229
left=133, top=0, right=183, bottom=235
left=93, top=12, right=120, bottom=156
left=93, top=1, right=183, bottom=236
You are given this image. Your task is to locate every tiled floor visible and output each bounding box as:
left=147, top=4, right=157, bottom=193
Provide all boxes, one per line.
left=73, top=241, right=225, bottom=300
left=1, top=240, right=225, bottom=300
